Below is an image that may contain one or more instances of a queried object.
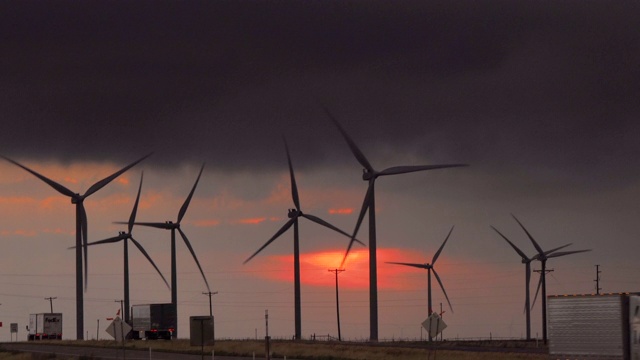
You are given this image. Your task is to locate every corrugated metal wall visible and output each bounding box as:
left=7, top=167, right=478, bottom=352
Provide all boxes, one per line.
left=548, top=295, right=625, bottom=359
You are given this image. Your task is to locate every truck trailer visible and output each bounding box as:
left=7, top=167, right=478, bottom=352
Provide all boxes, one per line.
left=130, top=303, right=176, bottom=340
left=548, top=293, right=640, bottom=360
left=26, top=313, right=62, bottom=340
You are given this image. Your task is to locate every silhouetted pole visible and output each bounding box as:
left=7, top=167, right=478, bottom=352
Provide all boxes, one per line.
left=524, top=262, right=531, bottom=341
left=45, top=297, right=57, bottom=313
left=594, top=265, right=601, bottom=295
left=115, top=299, right=124, bottom=319
left=329, top=268, right=345, bottom=341
left=115, top=299, right=125, bottom=347
left=440, top=303, right=444, bottom=341
left=170, top=226, right=178, bottom=339
left=123, top=234, right=130, bottom=322
left=368, top=180, right=378, bottom=342
left=75, top=208, right=84, bottom=339
left=292, top=215, right=302, bottom=340
left=265, top=310, right=270, bottom=360
left=534, top=266, right=553, bottom=345
left=427, top=267, right=433, bottom=342
left=202, top=291, right=218, bottom=317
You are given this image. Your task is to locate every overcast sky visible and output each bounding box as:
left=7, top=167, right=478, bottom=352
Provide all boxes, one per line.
left=0, top=0, right=638, bottom=341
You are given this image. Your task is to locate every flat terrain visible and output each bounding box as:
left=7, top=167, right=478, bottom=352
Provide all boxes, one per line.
left=0, top=339, right=548, bottom=360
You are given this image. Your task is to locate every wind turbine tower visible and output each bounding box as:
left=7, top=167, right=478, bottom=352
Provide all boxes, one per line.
left=511, top=214, right=591, bottom=344
left=82, top=173, right=170, bottom=322
left=386, top=226, right=455, bottom=341
left=324, top=107, right=467, bottom=341
left=124, top=164, right=210, bottom=338
left=244, top=139, right=359, bottom=340
left=1, top=154, right=150, bottom=339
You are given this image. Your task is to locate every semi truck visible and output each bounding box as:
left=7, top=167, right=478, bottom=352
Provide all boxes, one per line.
left=26, top=313, right=62, bottom=340
left=547, top=293, right=640, bottom=360
left=130, top=303, right=176, bottom=340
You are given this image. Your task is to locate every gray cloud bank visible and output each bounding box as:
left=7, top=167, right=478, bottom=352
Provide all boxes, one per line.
left=1, top=1, right=638, bottom=190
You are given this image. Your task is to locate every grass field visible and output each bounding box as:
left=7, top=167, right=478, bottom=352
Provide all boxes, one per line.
left=0, top=339, right=549, bottom=360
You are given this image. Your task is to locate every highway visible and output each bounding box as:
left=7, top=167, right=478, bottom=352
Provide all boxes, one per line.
left=0, top=343, right=277, bottom=360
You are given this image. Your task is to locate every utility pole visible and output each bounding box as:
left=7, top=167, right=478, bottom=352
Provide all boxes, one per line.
left=328, top=268, right=345, bottom=341
left=202, top=291, right=218, bottom=317
left=534, top=268, right=554, bottom=345
left=594, top=265, right=601, bottom=295
left=440, top=302, right=444, bottom=341
left=45, top=297, right=57, bottom=313
left=265, top=310, right=270, bottom=360
left=115, top=299, right=124, bottom=319
left=202, top=291, right=218, bottom=343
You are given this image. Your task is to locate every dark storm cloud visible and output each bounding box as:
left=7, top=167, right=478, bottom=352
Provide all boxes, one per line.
left=1, top=1, right=638, bottom=187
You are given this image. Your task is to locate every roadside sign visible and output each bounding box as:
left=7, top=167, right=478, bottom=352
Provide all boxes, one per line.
left=105, top=317, right=131, bottom=341
left=10, top=323, right=18, bottom=333
left=422, top=312, right=447, bottom=338
left=190, top=316, right=214, bottom=346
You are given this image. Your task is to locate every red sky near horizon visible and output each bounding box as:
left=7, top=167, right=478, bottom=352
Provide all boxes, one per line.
left=250, top=247, right=442, bottom=290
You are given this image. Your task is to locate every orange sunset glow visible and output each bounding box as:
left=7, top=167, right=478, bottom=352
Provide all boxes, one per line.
left=234, top=217, right=267, bottom=225
left=328, top=208, right=354, bottom=215
left=250, top=247, right=434, bottom=290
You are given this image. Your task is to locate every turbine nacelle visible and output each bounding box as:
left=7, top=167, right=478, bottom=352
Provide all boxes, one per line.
left=288, top=209, right=301, bottom=218
left=70, top=195, right=82, bottom=204
left=362, top=169, right=374, bottom=181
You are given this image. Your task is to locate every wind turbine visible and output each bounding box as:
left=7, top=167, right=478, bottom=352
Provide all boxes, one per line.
left=80, top=173, right=170, bottom=323
left=244, top=139, right=361, bottom=340
left=121, top=164, right=210, bottom=338
left=1, top=153, right=150, bottom=340
left=511, top=214, right=591, bottom=344
left=386, top=226, right=455, bottom=342
left=490, top=223, right=572, bottom=341
left=324, top=107, right=467, bottom=341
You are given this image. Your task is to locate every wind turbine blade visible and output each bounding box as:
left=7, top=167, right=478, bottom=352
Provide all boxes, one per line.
left=83, top=153, right=152, bottom=197
left=322, top=106, right=374, bottom=172
left=68, top=235, right=127, bottom=249
left=378, top=164, right=468, bottom=176
left=547, top=249, right=592, bottom=258
left=432, top=226, right=454, bottom=265
left=80, top=203, right=89, bottom=291
left=283, top=138, right=301, bottom=211
left=87, top=235, right=127, bottom=246
left=543, top=243, right=572, bottom=256
left=432, top=268, right=453, bottom=313
left=177, top=163, right=205, bottom=224
left=385, top=261, right=429, bottom=269
left=300, top=213, right=360, bottom=243
left=244, top=218, right=296, bottom=264
left=117, top=221, right=173, bottom=229
left=531, top=273, right=542, bottom=310
left=130, top=237, right=171, bottom=290
left=490, top=225, right=529, bottom=260
left=340, top=184, right=373, bottom=268
left=177, top=228, right=210, bottom=292
left=511, top=214, right=544, bottom=255
left=0, top=156, right=75, bottom=197
left=128, top=172, right=143, bottom=234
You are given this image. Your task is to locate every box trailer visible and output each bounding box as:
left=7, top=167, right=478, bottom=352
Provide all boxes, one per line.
left=27, top=313, right=62, bottom=340
left=548, top=293, right=640, bottom=360
left=130, top=303, right=176, bottom=340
